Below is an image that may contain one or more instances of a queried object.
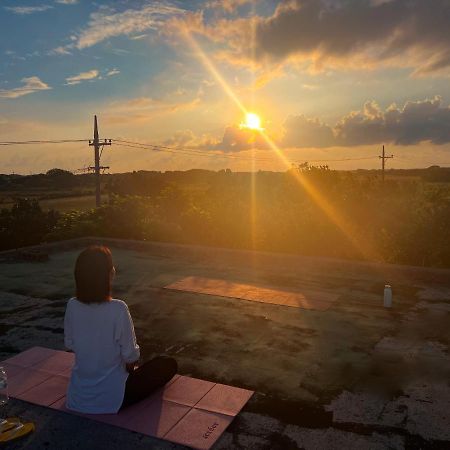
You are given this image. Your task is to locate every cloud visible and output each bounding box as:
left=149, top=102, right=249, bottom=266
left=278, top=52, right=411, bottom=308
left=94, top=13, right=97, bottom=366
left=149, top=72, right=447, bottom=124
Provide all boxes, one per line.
left=74, top=3, right=183, bottom=49
left=336, top=97, right=450, bottom=146
left=302, top=84, right=319, bottom=91
left=219, top=126, right=265, bottom=152
left=49, top=46, right=72, bottom=56
left=4, top=50, right=27, bottom=61
left=162, top=129, right=255, bottom=155
left=130, top=34, right=148, bottom=40
left=55, top=0, right=78, bottom=4
left=0, top=77, right=51, bottom=99
left=206, top=125, right=271, bottom=152
left=4, top=5, right=53, bottom=15
left=282, top=115, right=336, bottom=148
left=65, top=70, right=99, bottom=85
left=206, top=0, right=253, bottom=13
left=163, top=129, right=197, bottom=146
left=110, top=97, right=164, bottom=111
left=103, top=95, right=200, bottom=124
left=182, top=0, right=450, bottom=78
left=282, top=96, right=450, bottom=148
left=253, top=0, right=450, bottom=76
left=188, top=97, right=450, bottom=152
left=106, top=69, right=120, bottom=77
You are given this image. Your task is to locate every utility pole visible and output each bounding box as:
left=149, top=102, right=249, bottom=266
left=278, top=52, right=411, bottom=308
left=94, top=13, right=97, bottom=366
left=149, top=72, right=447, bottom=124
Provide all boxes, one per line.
left=88, top=115, right=111, bottom=207
left=379, top=144, right=393, bottom=181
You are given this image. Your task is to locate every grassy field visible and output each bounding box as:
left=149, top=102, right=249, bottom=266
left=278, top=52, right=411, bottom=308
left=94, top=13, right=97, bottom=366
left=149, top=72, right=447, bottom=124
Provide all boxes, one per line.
left=1, top=168, right=449, bottom=213
left=0, top=193, right=108, bottom=212
left=38, top=195, right=107, bottom=211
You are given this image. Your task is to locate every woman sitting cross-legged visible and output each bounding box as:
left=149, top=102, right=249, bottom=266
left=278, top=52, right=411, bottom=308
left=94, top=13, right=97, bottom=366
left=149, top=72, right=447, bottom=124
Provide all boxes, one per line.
left=64, top=245, right=177, bottom=414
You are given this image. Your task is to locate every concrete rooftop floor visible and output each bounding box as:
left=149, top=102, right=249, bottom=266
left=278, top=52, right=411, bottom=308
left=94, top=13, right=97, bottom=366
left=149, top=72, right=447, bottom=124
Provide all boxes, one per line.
left=0, top=239, right=449, bottom=449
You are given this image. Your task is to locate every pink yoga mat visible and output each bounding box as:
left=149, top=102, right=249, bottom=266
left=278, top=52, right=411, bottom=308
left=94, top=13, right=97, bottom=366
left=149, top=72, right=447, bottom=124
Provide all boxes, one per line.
left=1, top=347, right=253, bottom=450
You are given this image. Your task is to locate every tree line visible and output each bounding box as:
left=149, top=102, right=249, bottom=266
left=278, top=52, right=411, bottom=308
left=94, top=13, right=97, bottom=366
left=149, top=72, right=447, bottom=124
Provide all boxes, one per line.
left=1, top=167, right=449, bottom=267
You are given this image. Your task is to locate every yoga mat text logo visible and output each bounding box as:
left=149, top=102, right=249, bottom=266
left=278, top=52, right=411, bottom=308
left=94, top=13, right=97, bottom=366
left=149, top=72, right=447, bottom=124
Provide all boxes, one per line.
left=203, top=422, right=219, bottom=439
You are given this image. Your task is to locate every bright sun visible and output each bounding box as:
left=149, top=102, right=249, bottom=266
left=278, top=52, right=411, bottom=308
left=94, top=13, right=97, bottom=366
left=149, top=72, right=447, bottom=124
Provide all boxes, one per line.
left=241, top=112, right=263, bottom=130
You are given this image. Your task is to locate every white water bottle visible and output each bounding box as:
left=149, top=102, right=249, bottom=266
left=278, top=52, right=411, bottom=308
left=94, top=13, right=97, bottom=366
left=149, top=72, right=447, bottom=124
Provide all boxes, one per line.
left=0, top=367, right=8, bottom=406
left=384, top=285, right=392, bottom=308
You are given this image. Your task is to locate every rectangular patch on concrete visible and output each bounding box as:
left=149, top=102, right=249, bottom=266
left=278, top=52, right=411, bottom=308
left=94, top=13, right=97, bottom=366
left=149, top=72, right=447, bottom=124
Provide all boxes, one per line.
left=165, top=276, right=338, bottom=310
left=2, top=347, right=253, bottom=450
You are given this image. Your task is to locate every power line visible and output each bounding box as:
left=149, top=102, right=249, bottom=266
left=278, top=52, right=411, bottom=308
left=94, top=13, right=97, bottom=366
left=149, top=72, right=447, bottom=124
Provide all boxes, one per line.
left=113, top=138, right=205, bottom=152
left=0, top=136, right=385, bottom=164
left=0, top=137, right=279, bottom=163
left=112, top=141, right=277, bottom=163
left=112, top=139, right=381, bottom=164
left=0, top=139, right=88, bottom=146
left=113, top=139, right=274, bottom=161
left=299, top=156, right=379, bottom=163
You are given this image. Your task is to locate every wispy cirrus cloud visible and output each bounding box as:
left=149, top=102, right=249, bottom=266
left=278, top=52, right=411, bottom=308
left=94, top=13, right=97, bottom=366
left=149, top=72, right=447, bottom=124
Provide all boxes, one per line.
left=129, top=34, right=148, bottom=41
left=0, top=77, right=51, bottom=99
left=74, top=3, right=183, bottom=50
left=106, top=69, right=120, bottom=77
left=104, top=94, right=200, bottom=125
left=55, top=0, right=78, bottom=4
left=65, top=70, right=99, bottom=85
left=4, top=5, right=53, bottom=15
left=49, top=46, right=72, bottom=56
left=206, top=0, right=253, bottom=13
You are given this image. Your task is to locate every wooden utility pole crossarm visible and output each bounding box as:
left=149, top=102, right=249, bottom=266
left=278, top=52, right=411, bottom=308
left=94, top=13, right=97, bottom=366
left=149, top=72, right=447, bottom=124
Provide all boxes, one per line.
left=88, top=115, right=111, bottom=207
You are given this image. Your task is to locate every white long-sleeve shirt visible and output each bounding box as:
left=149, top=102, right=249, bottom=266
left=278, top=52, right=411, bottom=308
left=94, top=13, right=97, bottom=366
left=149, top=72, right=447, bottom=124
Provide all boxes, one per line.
left=64, top=297, right=140, bottom=414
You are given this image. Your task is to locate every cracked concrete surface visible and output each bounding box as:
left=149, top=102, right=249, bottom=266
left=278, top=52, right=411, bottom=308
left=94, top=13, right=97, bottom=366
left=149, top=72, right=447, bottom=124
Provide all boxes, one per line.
left=0, top=239, right=449, bottom=449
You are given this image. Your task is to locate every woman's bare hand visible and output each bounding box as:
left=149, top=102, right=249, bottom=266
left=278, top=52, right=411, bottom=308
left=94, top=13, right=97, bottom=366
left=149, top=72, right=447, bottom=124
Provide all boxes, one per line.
left=126, top=361, right=139, bottom=373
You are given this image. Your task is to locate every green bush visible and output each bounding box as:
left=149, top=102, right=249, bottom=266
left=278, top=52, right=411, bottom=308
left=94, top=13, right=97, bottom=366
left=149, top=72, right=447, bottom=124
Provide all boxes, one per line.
left=0, top=198, right=59, bottom=249
left=2, top=170, right=450, bottom=268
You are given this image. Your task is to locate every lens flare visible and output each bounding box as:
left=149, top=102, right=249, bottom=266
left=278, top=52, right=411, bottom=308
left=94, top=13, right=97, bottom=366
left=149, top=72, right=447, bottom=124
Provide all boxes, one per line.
left=241, top=112, right=263, bottom=130
left=180, top=26, right=384, bottom=263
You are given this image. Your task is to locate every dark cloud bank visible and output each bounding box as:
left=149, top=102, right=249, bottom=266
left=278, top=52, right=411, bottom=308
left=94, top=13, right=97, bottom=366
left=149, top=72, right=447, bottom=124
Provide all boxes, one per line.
left=255, top=0, right=450, bottom=75
left=212, top=97, right=450, bottom=151
left=282, top=96, right=450, bottom=148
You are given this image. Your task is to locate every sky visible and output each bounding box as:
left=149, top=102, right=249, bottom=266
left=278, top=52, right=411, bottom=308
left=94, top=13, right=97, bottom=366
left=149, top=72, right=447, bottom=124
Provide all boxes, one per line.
left=1, top=0, right=449, bottom=174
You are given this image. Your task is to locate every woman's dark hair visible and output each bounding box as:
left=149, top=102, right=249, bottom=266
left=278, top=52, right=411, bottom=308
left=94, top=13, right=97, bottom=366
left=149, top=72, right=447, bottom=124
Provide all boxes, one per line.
left=74, top=246, right=114, bottom=303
